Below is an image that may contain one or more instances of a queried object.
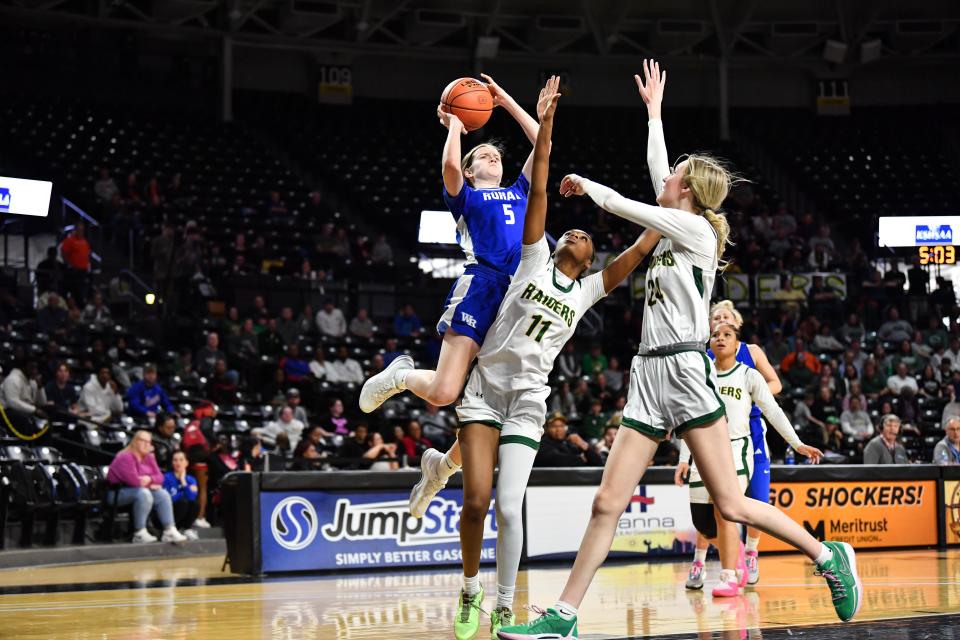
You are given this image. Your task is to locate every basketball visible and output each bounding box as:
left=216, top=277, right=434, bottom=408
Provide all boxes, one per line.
left=440, top=77, right=493, bottom=131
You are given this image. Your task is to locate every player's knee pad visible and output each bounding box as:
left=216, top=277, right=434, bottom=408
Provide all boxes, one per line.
left=691, top=503, right=718, bottom=539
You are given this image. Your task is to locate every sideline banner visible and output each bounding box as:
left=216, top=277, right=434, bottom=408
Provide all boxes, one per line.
left=525, top=485, right=698, bottom=560
left=946, top=480, right=960, bottom=546
left=759, top=480, right=938, bottom=552
left=260, top=489, right=496, bottom=572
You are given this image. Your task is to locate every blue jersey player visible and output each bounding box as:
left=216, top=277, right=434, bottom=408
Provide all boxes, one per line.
left=360, top=75, right=548, bottom=513
left=687, top=300, right=782, bottom=587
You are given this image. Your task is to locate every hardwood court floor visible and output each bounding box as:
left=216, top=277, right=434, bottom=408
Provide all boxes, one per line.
left=0, top=549, right=957, bottom=639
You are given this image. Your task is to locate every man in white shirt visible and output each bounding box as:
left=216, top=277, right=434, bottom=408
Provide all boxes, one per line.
left=79, top=366, right=124, bottom=423
left=309, top=346, right=332, bottom=381
left=261, top=406, right=304, bottom=450
left=840, top=397, right=874, bottom=442
left=1, top=361, right=46, bottom=416
left=886, top=362, right=919, bottom=396
left=315, top=300, right=347, bottom=338
left=328, top=346, right=364, bottom=384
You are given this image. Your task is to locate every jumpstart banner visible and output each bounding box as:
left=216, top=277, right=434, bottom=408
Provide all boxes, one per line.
left=760, top=480, right=939, bottom=552
left=260, top=489, right=497, bottom=572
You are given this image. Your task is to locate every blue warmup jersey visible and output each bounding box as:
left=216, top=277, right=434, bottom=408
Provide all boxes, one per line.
left=436, top=175, right=530, bottom=346
left=707, top=342, right=771, bottom=503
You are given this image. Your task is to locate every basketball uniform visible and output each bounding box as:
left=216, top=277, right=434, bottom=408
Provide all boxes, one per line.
left=438, top=175, right=529, bottom=346
left=457, top=236, right=607, bottom=446
left=706, top=342, right=773, bottom=503
left=681, top=362, right=802, bottom=504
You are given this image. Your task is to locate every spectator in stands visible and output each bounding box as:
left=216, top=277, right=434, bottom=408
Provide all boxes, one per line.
left=264, top=191, right=288, bottom=219
left=401, top=419, right=432, bottom=462
left=258, top=318, right=286, bottom=358
left=349, top=308, right=375, bottom=339
left=918, top=364, right=942, bottom=399
left=366, top=431, right=399, bottom=471
left=580, top=399, right=608, bottom=442
left=812, top=324, right=844, bottom=354
left=339, top=423, right=372, bottom=469
left=196, top=332, right=226, bottom=378
left=393, top=304, right=422, bottom=338
left=945, top=338, right=960, bottom=374
left=315, top=300, right=346, bottom=338
left=793, top=392, right=814, bottom=431
left=318, top=397, right=349, bottom=436
left=276, top=307, right=300, bottom=345
left=887, top=362, right=919, bottom=396
left=80, top=290, right=112, bottom=330
left=879, top=307, right=913, bottom=344
left=279, top=344, right=310, bottom=384
left=862, top=414, right=908, bottom=464
left=153, top=413, right=179, bottom=471
left=238, top=436, right=263, bottom=471
left=594, top=425, right=619, bottom=462
left=933, top=417, right=960, bottom=465
left=329, top=346, right=364, bottom=385
left=262, top=405, right=304, bottom=451
left=772, top=274, right=806, bottom=307
left=207, top=358, right=239, bottom=404
left=535, top=411, right=603, bottom=467
left=582, top=344, right=608, bottom=378
left=861, top=358, right=889, bottom=400
left=37, top=292, right=70, bottom=337
left=296, top=304, right=315, bottom=335
left=419, top=402, right=455, bottom=447
left=765, top=328, right=790, bottom=370
left=35, top=246, right=63, bottom=295
left=276, top=388, right=309, bottom=425
left=550, top=381, right=578, bottom=420
left=163, top=451, right=199, bottom=539
left=60, top=222, right=91, bottom=304
left=233, top=319, right=260, bottom=367
left=892, top=339, right=924, bottom=375
left=602, top=357, right=624, bottom=393
left=370, top=232, right=394, bottom=264
left=94, top=168, right=120, bottom=203
left=43, top=362, right=79, bottom=415
left=840, top=397, right=874, bottom=442
left=780, top=338, right=821, bottom=389
left=808, top=224, right=835, bottom=255
left=126, top=364, right=175, bottom=419
left=1, top=359, right=46, bottom=419
left=839, top=313, right=866, bottom=345
left=571, top=379, right=593, bottom=418
left=309, top=346, right=331, bottom=382
left=292, top=426, right=325, bottom=467
left=923, top=316, right=949, bottom=352
left=821, top=416, right=844, bottom=452
left=106, top=429, right=187, bottom=543
left=80, top=366, right=123, bottom=424
left=842, top=380, right=867, bottom=412
left=557, top=343, right=581, bottom=380
left=811, top=385, right=841, bottom=428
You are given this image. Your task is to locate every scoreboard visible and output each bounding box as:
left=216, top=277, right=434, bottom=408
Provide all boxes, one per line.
left=878, top=216, right=959, bottom=265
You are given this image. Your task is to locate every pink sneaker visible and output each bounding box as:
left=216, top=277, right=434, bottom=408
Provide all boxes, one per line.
left=712, top=575, right=740, bottom=598
left=745, top=549, right=760, bottom=585
left=737, top=541, right=748, bottom=588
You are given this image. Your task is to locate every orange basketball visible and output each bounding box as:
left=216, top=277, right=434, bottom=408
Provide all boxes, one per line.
left=440, top=77, right=493, bottom=132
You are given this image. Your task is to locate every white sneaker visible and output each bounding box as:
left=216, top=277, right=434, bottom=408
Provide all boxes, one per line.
left=359, top=355, right=414, bottom=413
left=161, top=528, right=188, bottom=543
left=409, top=448, right=449, bottom=518
left=193, top=517, right=211, bottom=529
left=183, top=528, right=200, bottom=541
left=132, top=528, right=158, bottom=543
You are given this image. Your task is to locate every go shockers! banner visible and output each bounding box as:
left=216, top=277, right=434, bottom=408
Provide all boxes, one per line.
left=260, top=489, right=497, bottom=572
left=759, top=480, right=939, bottom=552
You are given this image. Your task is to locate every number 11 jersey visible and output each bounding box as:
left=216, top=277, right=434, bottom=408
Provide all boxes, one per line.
left=475, top=236, right=607, bottom=393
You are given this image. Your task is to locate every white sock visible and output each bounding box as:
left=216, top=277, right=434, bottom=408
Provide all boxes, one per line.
left=814, top=544, right=833, bottom=567
left=719, top=569, right=737, bottom=584
left=694, top=547, right=708, bottom=563
left=496, top=583, right=515, bottom=610
left=463, top=573, right=481, bottom=597
left=746, top=536, right=761, bottom=553
left=554, top=601, right=577, bottom=619
left=438, top=450, right=460, bottom=480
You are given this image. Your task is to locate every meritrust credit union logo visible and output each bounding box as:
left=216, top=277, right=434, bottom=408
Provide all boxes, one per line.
left=271, top=497, right=319, bottom=551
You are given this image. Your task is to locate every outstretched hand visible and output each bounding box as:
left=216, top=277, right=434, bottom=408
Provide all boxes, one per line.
left=795, top=443, right=824, bottom=464
left=635, top=58, right=667, bottom=119
left=436, top=104, right=465, bottom=134
left=559, top=174, right=587, bottom=198
left=536, top=75, right=562, bottom=122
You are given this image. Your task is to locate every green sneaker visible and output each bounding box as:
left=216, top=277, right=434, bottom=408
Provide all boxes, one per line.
left=490, top=606, right=515, bottom=639
left=496, top=606, right=577, bottom=639
left=455, top=586, right=485, bottom=640
left=814, top=541, right=863, bottom=622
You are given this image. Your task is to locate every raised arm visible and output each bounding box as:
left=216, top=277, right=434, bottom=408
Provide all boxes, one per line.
left=481, top=73, right=541, bottom=181
left=522, top=76, right=561, bottom=246
left=438, top=106, right=466, bottom=196
left=635, top=59, right=670, bottom=196
left=600, top=229, right=662, bottom=294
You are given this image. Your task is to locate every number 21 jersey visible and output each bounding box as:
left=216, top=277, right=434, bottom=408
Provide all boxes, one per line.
left=475, top=236, right=607, bottom=392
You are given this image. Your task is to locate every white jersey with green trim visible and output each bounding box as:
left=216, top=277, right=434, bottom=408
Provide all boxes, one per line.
left=475, top=236, right=607, bottom=393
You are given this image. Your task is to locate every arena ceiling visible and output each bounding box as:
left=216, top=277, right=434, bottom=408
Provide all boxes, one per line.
left=0, top=0, right=958, bottom=63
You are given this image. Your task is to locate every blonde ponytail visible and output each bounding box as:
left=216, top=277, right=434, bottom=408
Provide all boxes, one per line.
left=703, top=208, right=732, bottom=267
left=683, top=154, right=741, bottom=268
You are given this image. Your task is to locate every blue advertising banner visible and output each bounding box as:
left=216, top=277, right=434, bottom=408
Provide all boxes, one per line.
left=260, top=489, right=497, bottom=572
